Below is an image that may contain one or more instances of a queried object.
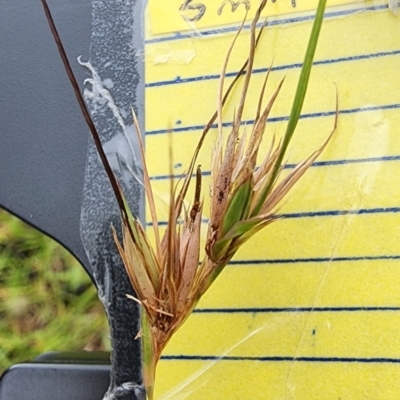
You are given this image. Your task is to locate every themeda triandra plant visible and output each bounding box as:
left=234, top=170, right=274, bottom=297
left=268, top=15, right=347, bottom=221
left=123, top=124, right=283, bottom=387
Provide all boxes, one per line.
left=40, top=0, right=336, bottom=398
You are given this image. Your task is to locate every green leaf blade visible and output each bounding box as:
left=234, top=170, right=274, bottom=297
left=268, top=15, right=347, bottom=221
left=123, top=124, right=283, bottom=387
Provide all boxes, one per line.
left=251, top=0, right=328, bottom=216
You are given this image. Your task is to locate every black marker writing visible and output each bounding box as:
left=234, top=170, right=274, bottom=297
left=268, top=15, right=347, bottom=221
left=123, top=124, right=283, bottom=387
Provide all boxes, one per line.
left=217, top=0, right=250, bottom=15
left=179, top=0, right=207, bottom=22
left=180, top=0, right=296, bottom=23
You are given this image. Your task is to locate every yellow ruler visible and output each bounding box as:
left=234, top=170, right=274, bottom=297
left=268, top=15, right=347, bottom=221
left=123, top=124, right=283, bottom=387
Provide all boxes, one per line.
left=145, top=0, right=400, bottom=398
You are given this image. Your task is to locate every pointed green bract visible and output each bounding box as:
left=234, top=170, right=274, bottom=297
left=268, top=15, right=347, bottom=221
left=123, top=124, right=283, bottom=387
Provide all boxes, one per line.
left=220, top=177, right=253, bottom=238
left=212, top=215, right=271, bottom=261
left=223, top=214, right=275, bottom=241
left=251, top=0, right=328, bottom=216
left=228, top=217, right=277, bottom=254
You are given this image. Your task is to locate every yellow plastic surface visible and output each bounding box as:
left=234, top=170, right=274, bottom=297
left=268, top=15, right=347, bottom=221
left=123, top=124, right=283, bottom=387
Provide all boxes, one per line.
left=145, top=1, right=400, bottom=398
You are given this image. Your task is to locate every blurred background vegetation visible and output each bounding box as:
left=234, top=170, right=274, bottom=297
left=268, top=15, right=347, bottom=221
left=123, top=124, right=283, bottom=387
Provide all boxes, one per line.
left=0, top=208, right=110, bottom=375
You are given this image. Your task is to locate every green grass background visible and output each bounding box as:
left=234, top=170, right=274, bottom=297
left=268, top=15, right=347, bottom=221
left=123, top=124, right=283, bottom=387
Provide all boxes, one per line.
left=0, top=208, right=109, bottom=375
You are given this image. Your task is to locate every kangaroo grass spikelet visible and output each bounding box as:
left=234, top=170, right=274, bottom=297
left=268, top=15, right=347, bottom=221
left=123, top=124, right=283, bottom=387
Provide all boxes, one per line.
left=40, top=0, right=334, bottom=398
